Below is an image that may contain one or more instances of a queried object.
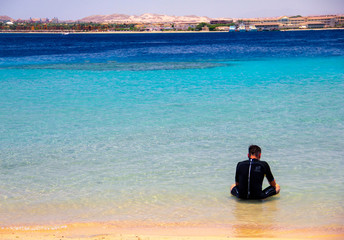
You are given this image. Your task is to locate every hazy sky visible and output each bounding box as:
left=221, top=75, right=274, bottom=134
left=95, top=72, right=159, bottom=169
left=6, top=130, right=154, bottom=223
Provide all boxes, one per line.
left=1, top=0, right=343, bottom=20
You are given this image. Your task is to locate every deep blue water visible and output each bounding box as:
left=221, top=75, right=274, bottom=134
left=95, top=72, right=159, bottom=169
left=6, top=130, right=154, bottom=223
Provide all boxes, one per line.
left=0, top=31, right=344, bottom=228
left=1, top=31, right=343, bottom=63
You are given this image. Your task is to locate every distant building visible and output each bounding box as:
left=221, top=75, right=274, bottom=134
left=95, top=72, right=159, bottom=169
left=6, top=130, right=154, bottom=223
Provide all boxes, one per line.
left=237, top=15, right=340, bottom=29
left=174, top=22, right=198, bottom=30
left=163, top=26, right=174, bottom=31
left=307, top=16, right=336, bottom=27
left=134, top=24, right=145, bottom=30
left=39, top=18, right=49, bottom=23
left=304, top=22, right=326, bottom=28
left=241, top=18, right=264, bottom=26
left=1, top=13, right=343, bottom=33
left=255, top=22, right=281, bottom=31
left=289, top=17, right=307, bottom=25
left=336, top=15, right=344, bottom=26
left=215, top=26, right=230, bottom=31
left=51, top=17, right=59, bottom=23
left=241, top=16, right=288, bottom=25
left=201, top=25, right=209, bottom=31
left=210, top=19, right=233, bottom=24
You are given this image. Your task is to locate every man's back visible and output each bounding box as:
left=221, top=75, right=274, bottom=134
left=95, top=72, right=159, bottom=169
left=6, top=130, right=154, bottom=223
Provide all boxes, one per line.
left=235, top=158, right=274, bottom=199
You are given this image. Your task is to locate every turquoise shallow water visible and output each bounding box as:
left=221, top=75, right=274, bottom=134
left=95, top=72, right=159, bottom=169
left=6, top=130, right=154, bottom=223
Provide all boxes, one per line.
left=0, top=32, right=344, bottom=228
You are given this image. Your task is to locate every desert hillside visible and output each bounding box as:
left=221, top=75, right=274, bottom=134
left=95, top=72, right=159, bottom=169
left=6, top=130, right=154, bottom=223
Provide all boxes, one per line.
left=78, top=13, right=214, bottom=23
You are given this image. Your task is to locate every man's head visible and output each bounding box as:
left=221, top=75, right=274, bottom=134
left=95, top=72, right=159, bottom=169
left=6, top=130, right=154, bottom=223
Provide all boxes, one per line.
left=248, top=145, right=261, bottom=159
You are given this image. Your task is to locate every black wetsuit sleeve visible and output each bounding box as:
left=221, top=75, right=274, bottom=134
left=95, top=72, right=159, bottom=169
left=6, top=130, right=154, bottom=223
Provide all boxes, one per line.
left=235, top=163, right=240, bottom=183
left=264, top=162, right=274, bottom=182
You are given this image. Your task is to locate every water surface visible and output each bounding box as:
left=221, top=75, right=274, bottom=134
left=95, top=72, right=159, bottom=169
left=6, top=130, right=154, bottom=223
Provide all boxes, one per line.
left=0, top=31, right=343, bottom=228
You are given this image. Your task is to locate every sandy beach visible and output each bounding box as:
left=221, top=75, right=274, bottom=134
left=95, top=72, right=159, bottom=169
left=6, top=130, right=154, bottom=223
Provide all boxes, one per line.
left=1, top=221, right=344, bottom=240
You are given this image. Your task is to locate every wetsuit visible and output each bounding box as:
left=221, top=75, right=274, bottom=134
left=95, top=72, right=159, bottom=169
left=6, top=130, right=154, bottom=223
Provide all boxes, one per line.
left=231, top=158, right=277, bottom=199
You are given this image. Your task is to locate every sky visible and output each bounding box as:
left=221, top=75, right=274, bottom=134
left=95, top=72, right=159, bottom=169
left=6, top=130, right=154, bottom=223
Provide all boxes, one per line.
left=1, top=0, right=343, bottom=20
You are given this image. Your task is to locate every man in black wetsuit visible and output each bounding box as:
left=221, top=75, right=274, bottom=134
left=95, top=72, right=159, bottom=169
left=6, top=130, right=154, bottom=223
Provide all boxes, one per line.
left=231, top=145, right=280, bottom=199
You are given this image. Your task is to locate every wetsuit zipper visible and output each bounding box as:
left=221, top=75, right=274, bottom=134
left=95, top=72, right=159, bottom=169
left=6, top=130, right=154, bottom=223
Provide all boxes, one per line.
left=247, top=158, right=252, bottom=198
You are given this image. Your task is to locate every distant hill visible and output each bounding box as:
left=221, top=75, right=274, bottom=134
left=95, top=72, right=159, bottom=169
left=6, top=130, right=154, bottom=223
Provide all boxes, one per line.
left=0, top=15, right=13, bottom=22
left=78, top=13, right=213, bottom=23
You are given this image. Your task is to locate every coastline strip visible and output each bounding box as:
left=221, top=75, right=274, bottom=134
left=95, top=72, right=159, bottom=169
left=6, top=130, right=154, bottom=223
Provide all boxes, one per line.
left=1, top=221, right=343, bottom=240
left=0, top=28, right=344, bottom=34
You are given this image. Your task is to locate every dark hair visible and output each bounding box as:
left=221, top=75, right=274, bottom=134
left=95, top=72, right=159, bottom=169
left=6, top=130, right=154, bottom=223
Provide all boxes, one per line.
left=248, top=145, right=261, bottom=157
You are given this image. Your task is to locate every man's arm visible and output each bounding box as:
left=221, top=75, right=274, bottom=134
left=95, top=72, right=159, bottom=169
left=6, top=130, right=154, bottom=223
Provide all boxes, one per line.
left=231, top=163, right=240, bottom=190
left=269, top=180, right=280, bottom=193
left=230, top=182, right=238, bottom=191
left=264, top=161, right=280, bottom=194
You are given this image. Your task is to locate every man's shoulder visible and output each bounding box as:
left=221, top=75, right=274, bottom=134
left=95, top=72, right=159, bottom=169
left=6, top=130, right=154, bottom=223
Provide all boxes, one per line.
left=259, top=160, right=270, bottom=165
left=257, top=160, right=271, bottom=171
left=237, top=160, right=250, bottom=166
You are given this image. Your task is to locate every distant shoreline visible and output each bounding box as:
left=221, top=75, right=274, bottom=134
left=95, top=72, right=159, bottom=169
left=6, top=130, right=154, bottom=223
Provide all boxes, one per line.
left=1, top=28, right=343, bottom=34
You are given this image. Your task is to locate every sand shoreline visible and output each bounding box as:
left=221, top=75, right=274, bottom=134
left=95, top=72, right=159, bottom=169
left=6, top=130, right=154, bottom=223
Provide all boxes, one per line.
left=1, top=221, right=343, bottom=240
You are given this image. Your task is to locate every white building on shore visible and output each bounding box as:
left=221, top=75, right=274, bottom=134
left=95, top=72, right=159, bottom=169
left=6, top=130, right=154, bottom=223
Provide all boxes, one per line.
left=237, top=15, right=341, bottom=30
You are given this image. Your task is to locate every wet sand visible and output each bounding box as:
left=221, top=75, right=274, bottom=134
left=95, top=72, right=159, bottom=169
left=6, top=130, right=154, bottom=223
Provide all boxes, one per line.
left=1, top=222, right=343, bottom=240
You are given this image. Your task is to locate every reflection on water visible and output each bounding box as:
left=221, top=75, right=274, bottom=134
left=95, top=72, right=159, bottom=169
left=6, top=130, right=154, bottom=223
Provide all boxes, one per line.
left=231, top=197, right=279, bottom=237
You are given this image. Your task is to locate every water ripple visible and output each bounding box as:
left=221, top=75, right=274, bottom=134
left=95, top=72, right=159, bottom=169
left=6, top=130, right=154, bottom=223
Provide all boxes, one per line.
left=0, top=61, right=231, bottom=71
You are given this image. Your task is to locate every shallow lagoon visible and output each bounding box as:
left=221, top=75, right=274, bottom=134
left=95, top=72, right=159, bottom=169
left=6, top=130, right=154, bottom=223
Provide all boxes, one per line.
left=0, top=31, right=343, bottom=228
